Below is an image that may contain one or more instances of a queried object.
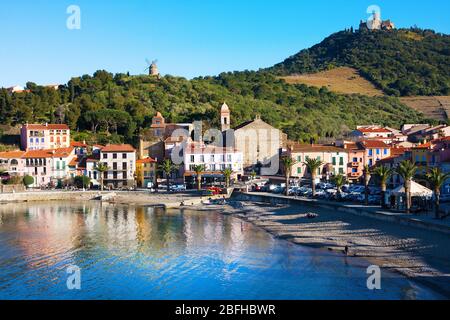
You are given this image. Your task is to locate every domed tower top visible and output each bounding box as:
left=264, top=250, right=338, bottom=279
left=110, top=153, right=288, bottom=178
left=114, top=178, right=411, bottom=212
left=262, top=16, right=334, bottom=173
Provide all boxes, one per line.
left=220, top=102, right=230, bottom=131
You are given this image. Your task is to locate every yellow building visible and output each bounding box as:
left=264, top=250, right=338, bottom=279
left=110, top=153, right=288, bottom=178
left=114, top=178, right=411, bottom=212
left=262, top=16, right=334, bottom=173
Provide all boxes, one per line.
left=136, top=157, right=157, bottom=188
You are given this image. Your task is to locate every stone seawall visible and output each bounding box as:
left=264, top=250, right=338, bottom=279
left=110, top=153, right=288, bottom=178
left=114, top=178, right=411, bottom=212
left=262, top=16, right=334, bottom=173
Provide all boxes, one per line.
left=0, top=191, right=100, bottom=203
left=233, top=192, right=450, bottom=235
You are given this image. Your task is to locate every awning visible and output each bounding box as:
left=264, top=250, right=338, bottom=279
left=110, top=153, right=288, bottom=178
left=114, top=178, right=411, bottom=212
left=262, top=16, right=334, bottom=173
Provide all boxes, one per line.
left=390, top=181, right=433, bottom=197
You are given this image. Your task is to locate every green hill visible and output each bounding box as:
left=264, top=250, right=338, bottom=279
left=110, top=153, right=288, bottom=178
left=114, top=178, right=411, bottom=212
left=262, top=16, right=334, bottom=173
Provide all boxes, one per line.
left=269, top=28, right=450, bottom=96
left=0, top=71, right=426, bottom=144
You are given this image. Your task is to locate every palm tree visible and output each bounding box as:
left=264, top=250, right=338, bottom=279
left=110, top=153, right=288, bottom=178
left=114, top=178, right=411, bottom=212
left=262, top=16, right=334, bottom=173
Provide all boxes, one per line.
left=281, top=156, right=298, bottom=196
left=250, top=170, right=256, bottom=181
left=303, top=157, right=324, bottom=197
left=222, top=168, right=233, bottom=188
left=373, top=165, right=395, bottom=208
left=396, top=160, right=418, bottom=214
left=158, top=159, right=178, bottom=193
left=193, top=164, right=206, bottom=191
left=426, top=168, right=450, bottom=219
left=363, top=165, right=371, bottom=205
left=96, top=163, right=109, bottom=191
left=332, top=174, right=346, bottom=201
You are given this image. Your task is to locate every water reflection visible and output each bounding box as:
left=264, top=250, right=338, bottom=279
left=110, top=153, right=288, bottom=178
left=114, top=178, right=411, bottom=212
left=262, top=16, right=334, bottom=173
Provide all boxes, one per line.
left=0, top=202, right=441, bottom=300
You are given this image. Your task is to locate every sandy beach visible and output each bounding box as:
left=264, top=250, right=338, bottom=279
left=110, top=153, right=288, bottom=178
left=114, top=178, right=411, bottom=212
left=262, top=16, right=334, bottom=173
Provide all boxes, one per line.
left=195, top=199, right=450, bottom=298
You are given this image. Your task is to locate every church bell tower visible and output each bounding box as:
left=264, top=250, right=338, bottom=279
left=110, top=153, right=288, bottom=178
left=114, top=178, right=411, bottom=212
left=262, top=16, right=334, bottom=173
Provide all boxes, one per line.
left=220, top=102, right=230, bottom=132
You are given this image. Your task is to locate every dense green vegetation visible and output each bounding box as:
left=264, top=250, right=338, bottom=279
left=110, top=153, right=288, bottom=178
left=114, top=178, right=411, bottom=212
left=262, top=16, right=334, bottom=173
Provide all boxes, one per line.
left=0, top=70, right=425, bottom=144
left=269, top=28, right=450, bottom=96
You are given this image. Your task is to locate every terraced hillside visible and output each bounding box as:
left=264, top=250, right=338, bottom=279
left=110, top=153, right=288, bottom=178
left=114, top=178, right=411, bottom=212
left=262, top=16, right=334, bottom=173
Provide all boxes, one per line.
left=280, top=67, right=384, bottom=97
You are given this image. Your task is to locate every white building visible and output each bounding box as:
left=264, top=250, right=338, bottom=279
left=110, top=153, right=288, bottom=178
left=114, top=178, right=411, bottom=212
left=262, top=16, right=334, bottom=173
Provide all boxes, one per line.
left=182, top=143, right=243, bottom=187
left=97, top=144, right=137, bottom=188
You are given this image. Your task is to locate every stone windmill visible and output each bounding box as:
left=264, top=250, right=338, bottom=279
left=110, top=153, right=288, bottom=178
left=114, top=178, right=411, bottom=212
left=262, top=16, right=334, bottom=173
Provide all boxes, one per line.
left=145, top=58, right=160, bottom=77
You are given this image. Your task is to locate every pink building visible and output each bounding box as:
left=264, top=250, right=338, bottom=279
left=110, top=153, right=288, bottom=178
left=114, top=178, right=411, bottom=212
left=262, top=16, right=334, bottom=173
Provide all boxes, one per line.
left=286, top=144, right=348, bottom=181
left=21, top=123, right=70, bottom=151
left=21, top=147, right=75, bottom=187
left=359, top=140, right=392, bottom=167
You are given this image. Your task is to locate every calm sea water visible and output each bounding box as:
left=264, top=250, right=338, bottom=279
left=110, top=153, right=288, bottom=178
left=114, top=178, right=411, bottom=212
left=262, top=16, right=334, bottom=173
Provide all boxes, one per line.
left=0, top=202, right=441, bottom=300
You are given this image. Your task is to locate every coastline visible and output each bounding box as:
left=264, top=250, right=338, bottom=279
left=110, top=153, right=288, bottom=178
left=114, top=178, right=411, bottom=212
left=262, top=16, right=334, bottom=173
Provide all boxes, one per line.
left=1, top=190, right=449, bottom=298
left=191, top=197, right=450, bottom=299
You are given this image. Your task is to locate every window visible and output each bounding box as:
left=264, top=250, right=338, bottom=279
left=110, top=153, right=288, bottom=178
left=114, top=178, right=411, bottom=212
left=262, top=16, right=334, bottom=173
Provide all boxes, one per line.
left=113, top=162, right=117, bottom=170
left=339, top=168, right=344, bottom=174
left=383, top=149, right=388, bottom=155
left=122, top=153, right=127, bottom=159
left=190, top=155, right=195, bottom=162
left=297, top=156, right=302, bottom=162
left=297, top=167, right=302, bottom=174
left=227, top=155, right=232, bottom=162
left=103, top=154, right=107, bottom=159
left=123, top=162, right=127, bottom=170
left=368, top=149, right=373, bottom=156
left=415, top=155, right=420, bottom=162
left=352, top=168, right=357, bottom=173
left=368, top=159, right=373, bottom=166
left=339, top=157, right=344, bottom=166
left=113, top=172, right=117, bottom=179
left=113, top=153, right=117, bottom=159
left=56, top=162, right=60, bottom=170
left=62, top=161, right=65, bottom=169
left=376, top=149, right=380, bottom=155
left=200, top=155, right=205, bottom=162
left=352, top=157, right=358, bottom=162
left=332, top=157, right=336, bottom=165
left=41, top=138, right=44, bottom=143
left=317, top=156, right=321, bottom=161
left=123, top=172, right=127, bottom=180
left=211, top=155, right=215, bottom=162
left=29, top=138, right=33, bottom=143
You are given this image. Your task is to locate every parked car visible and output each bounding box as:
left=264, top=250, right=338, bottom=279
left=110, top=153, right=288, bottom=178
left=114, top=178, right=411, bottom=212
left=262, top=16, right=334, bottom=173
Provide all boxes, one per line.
left=170, top=184, right=186, bottom=192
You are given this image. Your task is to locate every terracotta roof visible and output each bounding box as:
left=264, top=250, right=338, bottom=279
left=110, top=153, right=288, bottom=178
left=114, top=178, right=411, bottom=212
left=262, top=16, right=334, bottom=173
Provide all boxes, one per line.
left=290, top=144, right=346, bottom=153
left=24, top=124, right=69, bottom=130
left=359, top=140, right=390, bottom=149
left=136, top=157, right=157, bottom=164
left=391, top=147, right=408, bottom=156
left=101, top=144, right=135, bottom=152
left=357, top=128, right=392, bottom=133
left=68, top=157, right=78, bottom=167
left=71, top=141, right=87, bottom=147
left=0, top=150, right=26, bottom=159
left=413, top=142, right=432, bottom=149
left=22, top=147, right=74, bottom=159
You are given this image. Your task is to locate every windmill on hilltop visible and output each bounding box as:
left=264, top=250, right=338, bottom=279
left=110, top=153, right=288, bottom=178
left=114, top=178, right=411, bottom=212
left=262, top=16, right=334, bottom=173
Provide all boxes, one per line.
left=145, top=58, right=160, bottom=77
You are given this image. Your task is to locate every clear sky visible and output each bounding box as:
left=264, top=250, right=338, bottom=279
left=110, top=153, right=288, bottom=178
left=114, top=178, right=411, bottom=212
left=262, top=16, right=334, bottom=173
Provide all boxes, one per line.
left=0, top=0, right=449, bottom=87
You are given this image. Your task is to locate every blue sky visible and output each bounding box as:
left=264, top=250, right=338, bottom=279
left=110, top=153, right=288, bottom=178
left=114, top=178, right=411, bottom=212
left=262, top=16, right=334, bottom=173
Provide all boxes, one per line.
left=0, top=0, right=449, bottom=87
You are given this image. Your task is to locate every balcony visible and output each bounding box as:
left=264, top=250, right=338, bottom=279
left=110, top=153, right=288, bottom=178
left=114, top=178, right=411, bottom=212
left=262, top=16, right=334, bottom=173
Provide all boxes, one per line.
left=351, top=162, right=359, bottom=167
left=349, top=172, right=360, bottom=177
